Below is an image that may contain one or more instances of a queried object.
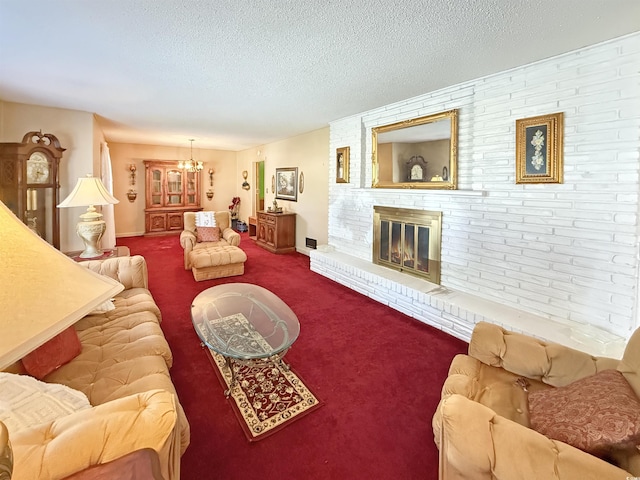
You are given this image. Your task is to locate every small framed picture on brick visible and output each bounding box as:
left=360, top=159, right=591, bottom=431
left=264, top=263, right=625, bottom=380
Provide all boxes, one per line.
left=336, top=146, right=350, bottom=183
left=516, top=112, right=564, bottom=184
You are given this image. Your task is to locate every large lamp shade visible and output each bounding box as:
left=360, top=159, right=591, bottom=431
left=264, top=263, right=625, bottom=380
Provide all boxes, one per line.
left=0, top=200, right=123, bottom=369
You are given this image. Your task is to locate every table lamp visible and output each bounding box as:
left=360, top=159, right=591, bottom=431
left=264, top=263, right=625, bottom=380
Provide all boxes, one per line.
left=0, top=200, right=123, bottom=369
left=58, top=175, right=119, bottom=258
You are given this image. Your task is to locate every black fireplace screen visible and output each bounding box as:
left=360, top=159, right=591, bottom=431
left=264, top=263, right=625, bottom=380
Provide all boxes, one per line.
left=380, top=221, right=430, bottom=272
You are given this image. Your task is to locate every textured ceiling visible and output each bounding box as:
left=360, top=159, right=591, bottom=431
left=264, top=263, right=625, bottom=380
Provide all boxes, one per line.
left=0, top=0, right=638, bottom=151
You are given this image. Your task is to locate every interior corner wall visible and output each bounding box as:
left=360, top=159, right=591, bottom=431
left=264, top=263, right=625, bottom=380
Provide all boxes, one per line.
left=236, top=127, right=330, bottom=254
left=328, top=32, right=640, bottom=338
left=0, top=101, right=96, bottom=252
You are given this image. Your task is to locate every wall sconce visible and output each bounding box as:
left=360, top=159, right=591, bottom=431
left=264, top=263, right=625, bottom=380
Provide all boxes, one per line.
left=206, top=168, right=214, bottom=200
left=241, top=170, right=250, bottom=190
left=127, top=164, right=137, bottom=202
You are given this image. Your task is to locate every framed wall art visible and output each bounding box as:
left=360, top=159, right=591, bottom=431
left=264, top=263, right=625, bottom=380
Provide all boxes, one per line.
left=515, top=112, right=564, bottom=184
left=275, top=167, right=298, bottom=201
left=336, top=146, right=350, bottom=183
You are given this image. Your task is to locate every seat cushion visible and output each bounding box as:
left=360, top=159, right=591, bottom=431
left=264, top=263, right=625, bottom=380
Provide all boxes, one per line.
left=44, top=354, right=191, bottom=456
left=529, top=369, right=640, bottom=456
left=443, top=354, right=551, bottom=427
left=189, top=245, right=247, bottom=269
left=80, top=288, right=162, bottom=324
left=192, top=238, right=230, bottom=251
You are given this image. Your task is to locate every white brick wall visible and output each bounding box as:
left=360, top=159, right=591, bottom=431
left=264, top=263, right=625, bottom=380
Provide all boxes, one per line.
left=324, top=32, right=640, bottom=340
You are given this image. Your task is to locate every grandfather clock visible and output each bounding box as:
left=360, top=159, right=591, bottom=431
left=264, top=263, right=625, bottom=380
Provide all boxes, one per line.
left=0, top=131, right=65, bottom=249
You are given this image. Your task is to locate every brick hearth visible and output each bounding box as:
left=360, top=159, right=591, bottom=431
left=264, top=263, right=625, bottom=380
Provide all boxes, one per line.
left=310, top=247, right=626, bottom=358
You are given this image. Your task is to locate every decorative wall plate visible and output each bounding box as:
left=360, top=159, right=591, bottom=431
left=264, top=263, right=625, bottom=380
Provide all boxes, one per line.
left=299, top=172, right=304, bottom=193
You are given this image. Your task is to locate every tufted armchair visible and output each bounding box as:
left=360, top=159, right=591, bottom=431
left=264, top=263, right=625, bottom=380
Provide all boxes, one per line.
left=179, top=210, right=240, bottom=270
left=432, top=321, right=640, bottom=479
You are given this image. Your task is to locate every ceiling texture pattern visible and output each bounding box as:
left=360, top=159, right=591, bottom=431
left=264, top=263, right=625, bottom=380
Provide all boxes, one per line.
left=0, top=0, right=638, bottom=151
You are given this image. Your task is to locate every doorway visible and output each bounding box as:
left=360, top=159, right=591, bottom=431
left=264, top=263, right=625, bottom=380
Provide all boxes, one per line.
left=254, top=161, right=265, bottom=214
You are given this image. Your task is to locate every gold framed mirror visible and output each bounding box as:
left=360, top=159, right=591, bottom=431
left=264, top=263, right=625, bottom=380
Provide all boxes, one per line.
left=372, top=109, right=458, bottom=190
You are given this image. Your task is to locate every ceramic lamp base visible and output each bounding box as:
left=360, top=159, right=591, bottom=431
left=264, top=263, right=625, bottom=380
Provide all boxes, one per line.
left=76, top=211, right=106, bottom=259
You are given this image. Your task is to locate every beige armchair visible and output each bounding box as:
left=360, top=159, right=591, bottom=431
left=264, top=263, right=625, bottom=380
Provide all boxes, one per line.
left=432, top=322, right=640, bottom=479
left=179, top=210, right=241, bottom=270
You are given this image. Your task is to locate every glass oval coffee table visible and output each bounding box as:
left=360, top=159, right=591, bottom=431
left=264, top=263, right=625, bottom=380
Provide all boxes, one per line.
left=191, top=283, right=300, bottom=397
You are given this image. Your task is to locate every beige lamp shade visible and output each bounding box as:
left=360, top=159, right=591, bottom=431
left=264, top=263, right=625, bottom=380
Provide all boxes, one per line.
left=0, top=200, right=124, bottom=369
left=57, top=175, right=119, bottom=209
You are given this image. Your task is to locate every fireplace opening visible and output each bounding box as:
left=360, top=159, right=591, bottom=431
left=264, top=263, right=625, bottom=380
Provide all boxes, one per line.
left=374, top=206, right=441, bottom=284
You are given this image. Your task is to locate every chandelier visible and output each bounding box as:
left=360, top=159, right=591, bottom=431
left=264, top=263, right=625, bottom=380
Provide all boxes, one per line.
left=178, top=139, right=203, bottom=172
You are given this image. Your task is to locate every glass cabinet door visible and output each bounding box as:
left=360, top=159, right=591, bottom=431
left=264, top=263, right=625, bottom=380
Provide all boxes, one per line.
left=186, top=171, right=197, bottom=205
left=166, top=169, right=183, bottom=205
left=151, top=168, right=163, bottom=206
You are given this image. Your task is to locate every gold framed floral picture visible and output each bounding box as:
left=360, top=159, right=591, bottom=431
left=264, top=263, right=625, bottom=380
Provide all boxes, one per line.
left=515, top=112, right=564, bottom=184
left=336, top=146, right=350, bottom=183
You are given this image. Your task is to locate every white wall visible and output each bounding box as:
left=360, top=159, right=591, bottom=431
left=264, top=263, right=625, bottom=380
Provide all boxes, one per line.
left=327, top=32, right=640, bottom=339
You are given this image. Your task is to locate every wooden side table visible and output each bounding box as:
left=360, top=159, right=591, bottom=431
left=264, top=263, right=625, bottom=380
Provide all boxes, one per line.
left=65, top=246, right=130, bottom=262
left=256, top=211, right=296, bottom=254
left=248, top=216, right=257, bottom=239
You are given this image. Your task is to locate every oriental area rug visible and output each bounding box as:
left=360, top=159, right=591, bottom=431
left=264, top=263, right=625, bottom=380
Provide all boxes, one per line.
left=206, top=349, right=322, bottom=442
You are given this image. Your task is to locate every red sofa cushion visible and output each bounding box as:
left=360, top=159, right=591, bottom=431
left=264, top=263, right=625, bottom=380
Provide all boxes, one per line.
left=21, top=326, right=82, bottom=380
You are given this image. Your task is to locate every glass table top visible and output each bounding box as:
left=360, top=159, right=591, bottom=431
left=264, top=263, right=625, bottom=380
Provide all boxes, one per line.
left=191, top=283, right=300, bottom=360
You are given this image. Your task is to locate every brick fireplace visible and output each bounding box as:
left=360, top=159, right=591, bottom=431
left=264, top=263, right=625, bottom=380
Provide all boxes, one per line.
left=313, top=34, right=639, bottom=358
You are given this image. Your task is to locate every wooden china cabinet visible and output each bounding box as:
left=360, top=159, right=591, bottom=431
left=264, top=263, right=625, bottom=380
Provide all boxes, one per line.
left=0, top=131, right=65, bottom=249
left=143, top=160, right=202, bottom=235
left=256, top=211, right=296, bottom=254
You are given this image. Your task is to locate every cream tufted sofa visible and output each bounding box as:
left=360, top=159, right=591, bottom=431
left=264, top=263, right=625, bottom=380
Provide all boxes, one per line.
left=432, top=321, right=640, bottom=479
left=2, top=255, right=189, bottom=480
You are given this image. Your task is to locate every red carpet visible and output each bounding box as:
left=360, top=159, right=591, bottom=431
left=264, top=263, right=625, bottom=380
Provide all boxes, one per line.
left=117, top=233, right=467, bottom=480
